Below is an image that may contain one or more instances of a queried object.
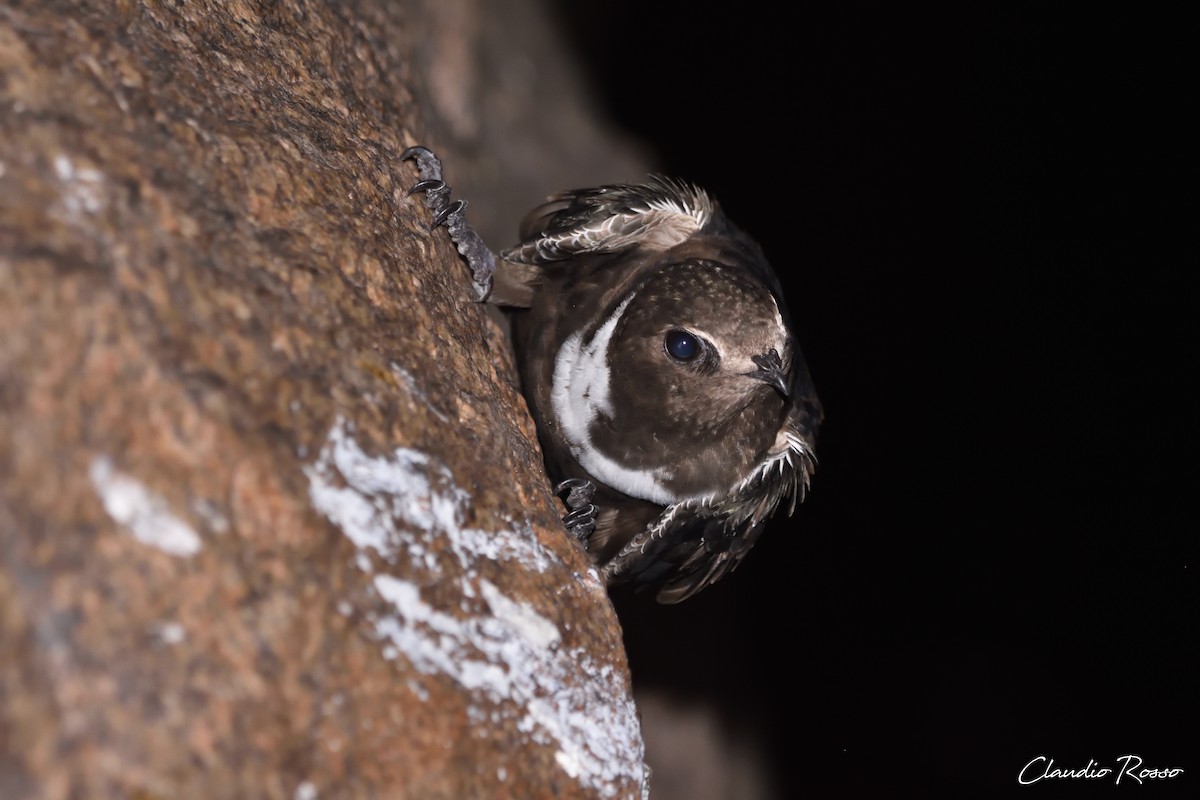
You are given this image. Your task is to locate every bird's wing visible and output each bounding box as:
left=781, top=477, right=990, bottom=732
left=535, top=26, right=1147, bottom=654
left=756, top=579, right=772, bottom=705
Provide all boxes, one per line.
left=502, top=177, right=715, bottom=265
left=600, top=401, right=819, bottom=603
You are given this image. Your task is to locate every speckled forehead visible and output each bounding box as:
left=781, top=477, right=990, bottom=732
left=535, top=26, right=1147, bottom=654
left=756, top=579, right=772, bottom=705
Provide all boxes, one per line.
left=625, top=260, right=787, bottom=338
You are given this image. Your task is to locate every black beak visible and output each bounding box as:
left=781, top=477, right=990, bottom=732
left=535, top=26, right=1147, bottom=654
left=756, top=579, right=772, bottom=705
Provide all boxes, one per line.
left=746, top=349, right=789, bottom=399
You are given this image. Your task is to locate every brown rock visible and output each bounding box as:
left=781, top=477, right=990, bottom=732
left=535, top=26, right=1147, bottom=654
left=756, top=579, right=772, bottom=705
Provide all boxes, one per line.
left=0, top=1, right=649, bottom=797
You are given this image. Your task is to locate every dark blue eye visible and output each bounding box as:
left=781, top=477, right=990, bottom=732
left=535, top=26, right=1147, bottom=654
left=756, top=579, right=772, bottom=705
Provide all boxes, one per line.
left=665, top=329, right=701, bottom=361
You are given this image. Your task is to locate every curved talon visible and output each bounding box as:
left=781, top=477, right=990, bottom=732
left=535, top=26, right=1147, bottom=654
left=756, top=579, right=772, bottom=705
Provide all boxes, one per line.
left=556, top=477, right=596, bottom=509
left=408, top=178, right=446, bottom=196
left=400, top=145, right=433, bottom=162
left=432, top=199, right=467, bottom=229
left=563, top=504, right=597, bottom=526
left=563, top=502, right=598, bottom=543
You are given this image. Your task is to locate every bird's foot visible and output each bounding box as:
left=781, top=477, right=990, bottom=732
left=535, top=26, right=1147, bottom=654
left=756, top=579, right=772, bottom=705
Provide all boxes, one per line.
left=401, top=145, right=496, bottom=301
left=556, top=478, right=597, bottom=544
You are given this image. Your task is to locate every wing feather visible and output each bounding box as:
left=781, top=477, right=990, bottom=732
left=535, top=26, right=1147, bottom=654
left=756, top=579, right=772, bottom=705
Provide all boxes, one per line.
left=503, top=177, right=714, bottom=265
left=601, top=402, right=819, bottom=603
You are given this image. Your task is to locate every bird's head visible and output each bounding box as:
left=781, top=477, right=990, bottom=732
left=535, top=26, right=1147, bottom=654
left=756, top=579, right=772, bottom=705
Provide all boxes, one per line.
left=610, top=259, right=793, bottom=429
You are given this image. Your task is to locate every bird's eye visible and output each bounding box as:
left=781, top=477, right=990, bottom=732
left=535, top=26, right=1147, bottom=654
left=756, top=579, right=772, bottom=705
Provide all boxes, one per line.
left=664, top=329, right=702, bottom=362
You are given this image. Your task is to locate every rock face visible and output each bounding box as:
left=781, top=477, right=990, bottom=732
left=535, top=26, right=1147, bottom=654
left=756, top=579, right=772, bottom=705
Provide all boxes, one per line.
left=0, top=1, right=648, bottom=797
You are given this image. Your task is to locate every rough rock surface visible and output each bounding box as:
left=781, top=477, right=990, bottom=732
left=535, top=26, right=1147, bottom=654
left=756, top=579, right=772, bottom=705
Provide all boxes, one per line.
left=0, top=1, right=648, bottom=797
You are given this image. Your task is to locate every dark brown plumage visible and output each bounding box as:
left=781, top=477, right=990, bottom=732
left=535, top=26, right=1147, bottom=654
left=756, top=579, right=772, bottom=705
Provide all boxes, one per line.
left=403, top=147, right=822, bottom=603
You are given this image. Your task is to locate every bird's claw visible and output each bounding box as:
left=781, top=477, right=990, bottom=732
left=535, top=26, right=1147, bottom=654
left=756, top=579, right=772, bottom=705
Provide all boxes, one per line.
left=556, top=478, right=598, bottom=543
left=408, top=178, right=446, bottom=196
left=563, top=504, right=598, bottom=541
left=556, top=477, right=595, bottom=507
left=401, top=145, right=495, bottom=301
left=432, top=199, right=467, bottom=230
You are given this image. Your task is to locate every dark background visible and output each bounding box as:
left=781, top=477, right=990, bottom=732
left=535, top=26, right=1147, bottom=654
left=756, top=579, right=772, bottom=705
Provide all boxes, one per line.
left=554, top=5, right=1194, bottom=797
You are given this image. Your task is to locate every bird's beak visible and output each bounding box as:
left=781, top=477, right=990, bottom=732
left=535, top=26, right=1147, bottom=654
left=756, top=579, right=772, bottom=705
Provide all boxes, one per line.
left=746, top=349, right=789, bottom=399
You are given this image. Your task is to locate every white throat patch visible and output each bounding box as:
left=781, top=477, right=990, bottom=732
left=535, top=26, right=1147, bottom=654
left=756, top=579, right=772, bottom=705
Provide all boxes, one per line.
left=550, top=293, right=679, bottom=505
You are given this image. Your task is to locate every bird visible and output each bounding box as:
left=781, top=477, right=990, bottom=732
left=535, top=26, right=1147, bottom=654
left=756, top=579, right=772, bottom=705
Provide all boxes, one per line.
left=402, top=146, right=822, bottom=603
